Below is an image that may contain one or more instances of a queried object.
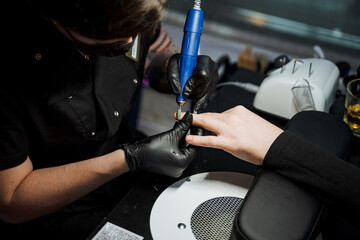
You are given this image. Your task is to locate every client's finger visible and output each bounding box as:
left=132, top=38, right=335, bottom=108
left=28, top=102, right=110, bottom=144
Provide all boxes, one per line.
left=191, top=113, right=224, bottom=134
left=173, top=111, right=186, bottom=120
left=185, top=135, right=222, bottom=149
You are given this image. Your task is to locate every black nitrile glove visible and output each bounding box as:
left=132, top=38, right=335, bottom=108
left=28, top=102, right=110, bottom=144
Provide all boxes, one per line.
left=119, top=112, right=197, bottom=178
left=167, top=54, right=220, bottom=114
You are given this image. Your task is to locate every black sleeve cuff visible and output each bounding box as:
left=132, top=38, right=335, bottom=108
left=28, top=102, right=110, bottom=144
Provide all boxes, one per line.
left=263, top=131, right=295, bottom=169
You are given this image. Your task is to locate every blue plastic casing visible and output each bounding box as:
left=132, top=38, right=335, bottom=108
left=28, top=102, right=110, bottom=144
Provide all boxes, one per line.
left=177, top=8, right=204, bottom=103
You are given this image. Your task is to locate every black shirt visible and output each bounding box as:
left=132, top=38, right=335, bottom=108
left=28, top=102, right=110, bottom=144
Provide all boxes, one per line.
left=1, top=4, right=157, bottom=171
left=0, top=3, right=159, bottom=238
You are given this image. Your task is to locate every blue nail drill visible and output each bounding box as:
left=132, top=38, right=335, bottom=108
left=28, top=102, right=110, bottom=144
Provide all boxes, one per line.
left=177, top=0, right=203, bottom=119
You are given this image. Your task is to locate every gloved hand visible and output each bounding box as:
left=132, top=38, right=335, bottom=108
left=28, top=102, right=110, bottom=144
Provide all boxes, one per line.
left=119, top=112, right=197, bottom=178
left=167, top=54, right=220, bottom=114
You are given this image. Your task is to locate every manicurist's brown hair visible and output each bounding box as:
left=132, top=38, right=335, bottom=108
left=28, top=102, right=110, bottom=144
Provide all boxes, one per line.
left=28, top=0, right=168, bottom=39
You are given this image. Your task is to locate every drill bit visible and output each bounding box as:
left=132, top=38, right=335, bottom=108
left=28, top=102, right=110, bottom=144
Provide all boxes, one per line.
left=177, top=107, right=182, bottom=120
left=177, top=101, right=185, bottom=120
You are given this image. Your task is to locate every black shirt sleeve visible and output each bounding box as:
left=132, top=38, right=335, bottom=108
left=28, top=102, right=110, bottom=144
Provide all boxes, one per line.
left=263, top=131, right=360, bottom=223
left=0, top=87, right=28, bottom=170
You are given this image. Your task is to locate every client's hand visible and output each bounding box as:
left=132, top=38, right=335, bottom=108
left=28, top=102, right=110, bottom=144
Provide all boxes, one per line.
left=183, top=106, right=283, bottom=165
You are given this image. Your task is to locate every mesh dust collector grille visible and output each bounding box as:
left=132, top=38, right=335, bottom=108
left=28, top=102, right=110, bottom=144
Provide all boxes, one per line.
left=190, top=196, right=243, bottom=240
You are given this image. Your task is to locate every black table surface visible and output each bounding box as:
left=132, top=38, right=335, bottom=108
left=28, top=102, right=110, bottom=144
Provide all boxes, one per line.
left=88, top=67, right=360, bottom=239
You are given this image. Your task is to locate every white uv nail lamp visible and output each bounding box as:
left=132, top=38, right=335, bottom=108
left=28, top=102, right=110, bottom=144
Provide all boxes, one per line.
left=149, top=171, right=254, bottom=240
left=253, top=58, right=339, bottom=119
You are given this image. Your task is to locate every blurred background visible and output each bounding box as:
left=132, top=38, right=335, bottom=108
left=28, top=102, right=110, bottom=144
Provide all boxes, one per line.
left=165, top=0, right=359, bottom=67
left=136, top=0, right=360, bottom=135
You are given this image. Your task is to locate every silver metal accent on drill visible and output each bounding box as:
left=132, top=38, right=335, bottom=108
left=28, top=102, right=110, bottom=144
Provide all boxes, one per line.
left=194, top=0, right=201, bottom=10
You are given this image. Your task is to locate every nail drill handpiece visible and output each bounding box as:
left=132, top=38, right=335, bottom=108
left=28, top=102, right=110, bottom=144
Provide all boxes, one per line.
left=176, top=1, right=203, bottom=119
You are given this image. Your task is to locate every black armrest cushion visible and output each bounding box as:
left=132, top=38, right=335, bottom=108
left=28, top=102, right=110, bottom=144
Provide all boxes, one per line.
left=230, top=111, right=353, bottom=240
